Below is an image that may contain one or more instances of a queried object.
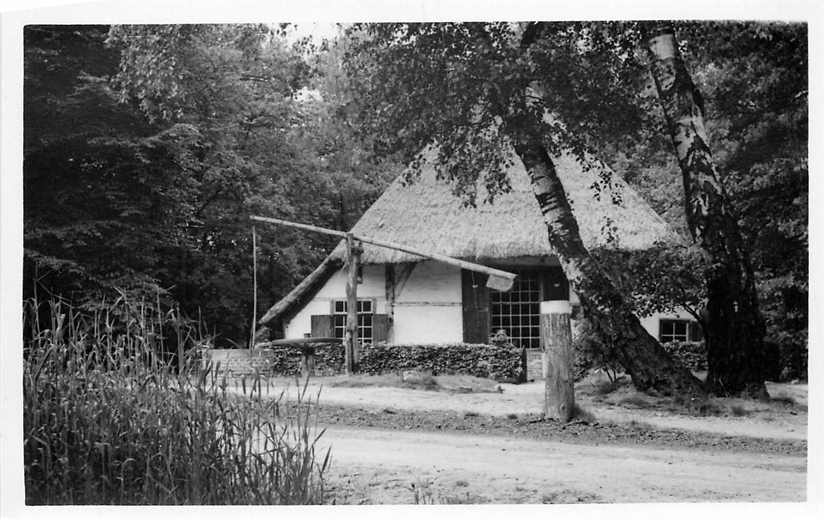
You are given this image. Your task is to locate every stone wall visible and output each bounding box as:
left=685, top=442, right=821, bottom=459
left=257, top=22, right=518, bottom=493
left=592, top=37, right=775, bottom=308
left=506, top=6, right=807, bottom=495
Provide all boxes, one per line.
left=202, top=342, right=525, bottom=383
left=202, top=348, right=277, bottom=377
left=526, top=349, right=544, bottom=381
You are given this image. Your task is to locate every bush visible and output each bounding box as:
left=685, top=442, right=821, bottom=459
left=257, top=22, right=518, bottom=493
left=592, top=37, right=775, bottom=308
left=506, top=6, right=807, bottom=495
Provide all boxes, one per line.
left=572, top=319, right=622, bottom=382
left=356, top=343, right=526, bottom=383
left=776, top=341, right=807, bottom=381
left=23, top=298, right=329, bottom=505
left=661, top=341, right=707, bottom=372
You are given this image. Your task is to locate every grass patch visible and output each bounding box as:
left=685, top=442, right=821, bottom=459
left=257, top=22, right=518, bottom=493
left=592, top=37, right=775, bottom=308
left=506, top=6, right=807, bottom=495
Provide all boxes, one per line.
left=617, top=395, right=653, bottom=408
left=326, top=373, right=501, bottom=394
left=592, top=378, right=623, bottom=395
left=24, top=298, right=329, bottom=505
left=572, top=404, right=596, bottom=423
left=438, top=492, right=491, bottom=504
left=325, top=374, right=399, bottom=388
left=770, top=395, right=797, bottom=407
left=402, top=372, right=440, bottom=391
left=691, top=401, right=725, bottom=417
left=410, top=479, right=488, bottom=504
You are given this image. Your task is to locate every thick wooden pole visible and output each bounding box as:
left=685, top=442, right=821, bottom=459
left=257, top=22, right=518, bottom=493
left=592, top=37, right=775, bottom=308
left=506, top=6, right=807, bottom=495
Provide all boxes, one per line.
left=250, top=225, right=258, bottom=349
left=541, top=300, right=574, bottom=422
left=344, top=233, right=360, bottom=374
left=249, top=215, right=516, bottom=289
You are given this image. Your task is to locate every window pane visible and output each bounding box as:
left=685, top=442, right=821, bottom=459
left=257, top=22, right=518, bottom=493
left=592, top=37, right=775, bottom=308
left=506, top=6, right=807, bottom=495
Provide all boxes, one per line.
left=660, top=319, right=693, bottom=342
left=490, top=270, right=544, bottom=349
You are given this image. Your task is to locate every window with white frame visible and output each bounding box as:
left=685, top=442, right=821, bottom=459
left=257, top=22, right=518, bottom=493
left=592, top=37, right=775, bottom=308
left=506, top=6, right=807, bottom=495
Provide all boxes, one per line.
left=332, top=299, right=373, bottom=346
left=659, top=319, right=691, bottom=342
left=490, top=271, right=541, bottom=349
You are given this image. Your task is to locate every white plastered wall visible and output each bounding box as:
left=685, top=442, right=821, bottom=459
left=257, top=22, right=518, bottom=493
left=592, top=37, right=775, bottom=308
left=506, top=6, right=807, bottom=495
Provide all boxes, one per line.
left=640, top=308, right=698, bottom=340
left=391, top=261, right=463, bottom=344
left=283, top=260, right=464, bottom=343
left=283, top=264, right=387, bottom=339
left=283, top=261, right=695, bottom=343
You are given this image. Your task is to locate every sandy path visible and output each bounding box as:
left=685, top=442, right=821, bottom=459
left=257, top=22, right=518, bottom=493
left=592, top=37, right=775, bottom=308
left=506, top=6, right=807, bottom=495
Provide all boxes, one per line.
left=321, top=426, right=806, bottom=503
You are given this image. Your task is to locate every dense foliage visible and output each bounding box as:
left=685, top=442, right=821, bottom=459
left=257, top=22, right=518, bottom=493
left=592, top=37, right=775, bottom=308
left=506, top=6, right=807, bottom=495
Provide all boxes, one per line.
left=24, top=25, right=396, bottom=347
left=23, top=298, right=329, bottom=504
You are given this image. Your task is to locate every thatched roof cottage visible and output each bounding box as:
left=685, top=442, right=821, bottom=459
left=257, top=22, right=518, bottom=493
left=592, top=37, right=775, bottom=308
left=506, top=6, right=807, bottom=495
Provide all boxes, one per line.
left=260, top=151, right=701, bottom=351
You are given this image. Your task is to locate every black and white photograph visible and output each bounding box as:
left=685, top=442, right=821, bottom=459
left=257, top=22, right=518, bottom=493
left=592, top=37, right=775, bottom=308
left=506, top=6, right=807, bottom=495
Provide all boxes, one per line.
left=0, top=0, right=818, bottom=515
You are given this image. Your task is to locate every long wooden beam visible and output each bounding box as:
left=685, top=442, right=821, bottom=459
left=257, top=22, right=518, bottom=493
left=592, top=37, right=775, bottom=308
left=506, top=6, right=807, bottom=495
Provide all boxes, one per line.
left=249, top=215, right=517, bottom=287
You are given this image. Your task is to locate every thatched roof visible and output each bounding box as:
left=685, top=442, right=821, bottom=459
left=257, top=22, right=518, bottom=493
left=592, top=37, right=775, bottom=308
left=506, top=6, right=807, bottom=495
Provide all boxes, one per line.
left=330, top=149, right=676, bottom=264
left=260, top=149, right=677, bottom=325
left=258, top=255, right=342, bottom=326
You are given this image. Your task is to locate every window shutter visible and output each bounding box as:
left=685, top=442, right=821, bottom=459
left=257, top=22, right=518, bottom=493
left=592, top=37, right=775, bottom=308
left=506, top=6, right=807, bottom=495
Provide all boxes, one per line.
left=372, top=314, right=390, bottom=344
left=310, top=315, right=333, bottom=338
left=689, top=322, right=703, bottom=342
left=541, top=266, right=569, bottom=301
left=461, top=269, right=490, bottom=343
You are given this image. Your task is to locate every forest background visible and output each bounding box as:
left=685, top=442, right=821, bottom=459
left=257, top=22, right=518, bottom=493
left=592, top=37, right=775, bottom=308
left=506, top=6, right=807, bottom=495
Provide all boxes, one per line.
left=22, top=22, right=807, bottom=377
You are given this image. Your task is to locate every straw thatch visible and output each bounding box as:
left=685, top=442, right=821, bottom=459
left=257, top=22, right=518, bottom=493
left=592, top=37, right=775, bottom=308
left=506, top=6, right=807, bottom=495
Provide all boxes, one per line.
left=330, top=149, right=676, bottom=264
left=260, top=149, right=678, bottom=325
left=259, top=255, right=342, bottom=325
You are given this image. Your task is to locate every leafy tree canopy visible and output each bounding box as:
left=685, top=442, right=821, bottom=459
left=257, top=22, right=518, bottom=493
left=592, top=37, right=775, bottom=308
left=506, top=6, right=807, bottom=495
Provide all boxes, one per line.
left=24, top=24, right=396, bottom=346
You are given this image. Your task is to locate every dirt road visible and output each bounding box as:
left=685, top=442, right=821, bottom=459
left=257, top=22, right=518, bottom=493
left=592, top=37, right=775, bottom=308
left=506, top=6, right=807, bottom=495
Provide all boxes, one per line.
left=321, top=426, right=806, bottom=504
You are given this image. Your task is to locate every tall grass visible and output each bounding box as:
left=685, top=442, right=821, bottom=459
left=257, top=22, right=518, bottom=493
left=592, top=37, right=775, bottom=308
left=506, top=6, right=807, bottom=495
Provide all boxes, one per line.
left=23, top=297, right=330, bottom=505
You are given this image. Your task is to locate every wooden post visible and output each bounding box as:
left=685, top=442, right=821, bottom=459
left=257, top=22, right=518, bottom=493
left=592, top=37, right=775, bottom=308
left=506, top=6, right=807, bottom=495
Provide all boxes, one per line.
left=250, top=225, right=258, bottom=349
left=541, top=300, right=575, bottom=422
left=344, top=233, right=361, bottom=374
left=249, top=215, right=516, bottom=290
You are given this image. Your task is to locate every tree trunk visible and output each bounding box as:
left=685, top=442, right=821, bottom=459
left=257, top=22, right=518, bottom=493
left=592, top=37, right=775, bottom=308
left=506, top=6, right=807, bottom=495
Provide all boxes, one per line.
left=645, top=23, right=767, bottom=397
left=506, top=116, right=705, bottom=397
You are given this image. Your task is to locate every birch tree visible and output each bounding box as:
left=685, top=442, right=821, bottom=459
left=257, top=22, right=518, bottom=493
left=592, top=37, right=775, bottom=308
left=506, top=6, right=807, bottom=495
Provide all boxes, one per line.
left=644, top=23, right=768, bottom=396
left=346, top=22, right=705, bottom=396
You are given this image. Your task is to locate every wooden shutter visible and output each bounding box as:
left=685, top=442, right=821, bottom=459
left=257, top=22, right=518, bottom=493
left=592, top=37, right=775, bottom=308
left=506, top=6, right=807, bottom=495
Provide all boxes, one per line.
left=461, top=269, right=490, bottom=343
left=372, top=314, right=390, bottom=344
left=310, top=315, right=333, bottom=337
left=541, top=266, right=569, bottom=301
left=689, top=321, right=703, bottom=342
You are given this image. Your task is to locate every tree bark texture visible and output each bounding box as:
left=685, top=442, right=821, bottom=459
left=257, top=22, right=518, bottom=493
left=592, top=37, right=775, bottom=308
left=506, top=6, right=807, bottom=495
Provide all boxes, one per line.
left=506, top=114, right=705, bottom=397
left=344, top=233, right=360, bottom=374
left=503, top=23, right=705, bottom=397
left=645, top=23, right=767, bottom=397
left=541, top=301, right=575, bottom=422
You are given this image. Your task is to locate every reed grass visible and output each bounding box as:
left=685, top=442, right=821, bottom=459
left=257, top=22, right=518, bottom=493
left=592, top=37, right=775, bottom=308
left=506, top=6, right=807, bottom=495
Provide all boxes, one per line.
left=23, top=296, right=330, bottom=505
